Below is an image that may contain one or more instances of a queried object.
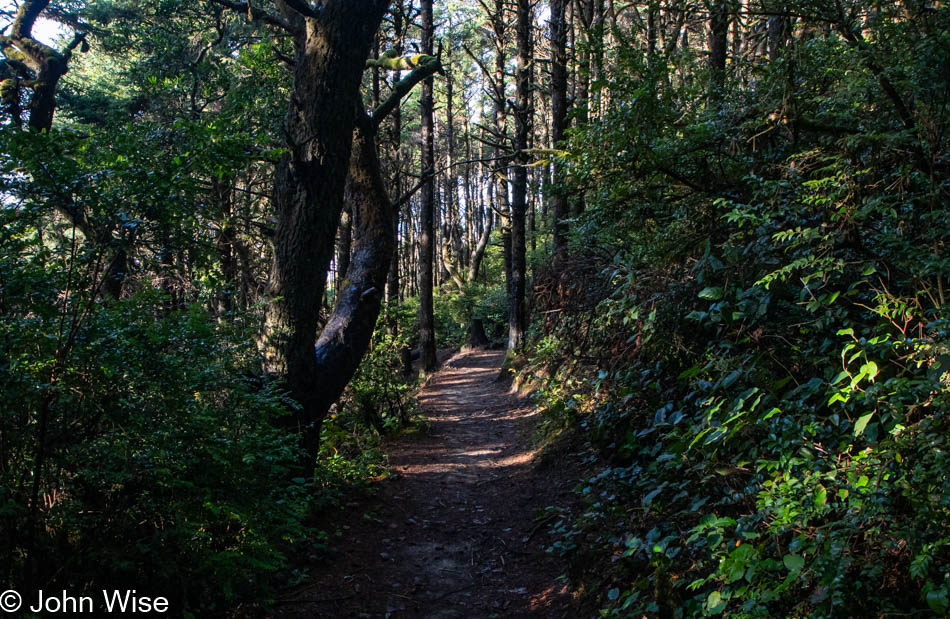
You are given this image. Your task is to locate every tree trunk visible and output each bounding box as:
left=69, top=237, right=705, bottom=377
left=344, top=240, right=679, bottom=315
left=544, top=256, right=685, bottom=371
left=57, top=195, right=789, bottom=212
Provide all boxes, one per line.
left=708, top=0, right=729, bottom=98
left=467, top=317, right=490, bottom=348
left=508, top=0, right=532, bottom=352
left=335, top=205, right=352, bottom=296
left=0, top=0, right=82, bottom=132
left=260, top=2, right=390, bottom=463
left=467, top=209, right=493, bottom=283
left=309, top=111, right=396, bottom=454
left=768, top=4, right=790, bottom=62
left=386, top=2, right=406, bottom=312
left=417, top=0, right=439, bottom=371
left=550, top=0, right=570, bottom=257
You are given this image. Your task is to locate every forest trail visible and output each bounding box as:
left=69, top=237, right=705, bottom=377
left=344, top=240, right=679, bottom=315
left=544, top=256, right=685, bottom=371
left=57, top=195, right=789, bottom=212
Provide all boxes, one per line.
left=276, top=349, right=582, bottom=618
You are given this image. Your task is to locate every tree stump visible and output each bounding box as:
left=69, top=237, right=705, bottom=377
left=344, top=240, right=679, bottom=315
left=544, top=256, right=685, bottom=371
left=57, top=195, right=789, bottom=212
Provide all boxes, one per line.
left=467, top=317, right=490, bottom=348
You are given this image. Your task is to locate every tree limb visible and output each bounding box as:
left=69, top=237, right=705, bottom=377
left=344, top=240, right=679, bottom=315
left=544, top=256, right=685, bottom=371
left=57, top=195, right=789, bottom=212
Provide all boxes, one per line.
left=278, top=0, right=318, bottom=19
left=392, top=154, right=511, bottom=209
left=208, top=0, right=298, bottom=33
left=371, top=55, right=443, bottom=128
left=12, top=0, right=49, bottom=39
left=441, top=238, right=466, bottom=291
left=461, top=43, right=502, bottom=102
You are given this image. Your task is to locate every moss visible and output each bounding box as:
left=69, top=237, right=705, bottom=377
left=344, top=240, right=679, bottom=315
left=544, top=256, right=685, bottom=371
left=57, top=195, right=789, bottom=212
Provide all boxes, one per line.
left=366, top=53, right=437, bottom=71
left=0, top=78, right=18, bottom=104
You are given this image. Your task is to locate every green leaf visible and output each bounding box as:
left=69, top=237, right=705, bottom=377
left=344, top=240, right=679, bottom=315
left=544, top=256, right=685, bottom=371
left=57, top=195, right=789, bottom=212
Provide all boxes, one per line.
left=853, top=412, right=874, bottom=437
left=783, top=554, right=804, bottom=573
left=706, top=590, right=727, bottom=614
left=698, top=287, right=724, bottom=300
left=607, top=588, right=620, bottom=601
left=926, top=589, right=949, bottom=615
left=814, top=485, right=827, bottom=507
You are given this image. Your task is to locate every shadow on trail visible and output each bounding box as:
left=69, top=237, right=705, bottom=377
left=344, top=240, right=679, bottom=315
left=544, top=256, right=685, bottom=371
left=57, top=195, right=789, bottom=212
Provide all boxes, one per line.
left=275, top=349, right=581, bottom=619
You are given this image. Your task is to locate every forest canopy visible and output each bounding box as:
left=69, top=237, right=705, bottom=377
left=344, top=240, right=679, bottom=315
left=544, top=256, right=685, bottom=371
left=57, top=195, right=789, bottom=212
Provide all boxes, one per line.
left=1, top=0, right=949, bottom=616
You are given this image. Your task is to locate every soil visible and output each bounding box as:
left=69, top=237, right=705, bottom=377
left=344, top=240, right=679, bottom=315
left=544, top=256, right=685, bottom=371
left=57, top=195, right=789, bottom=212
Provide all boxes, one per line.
left=273, top=348, right=588, bottom=618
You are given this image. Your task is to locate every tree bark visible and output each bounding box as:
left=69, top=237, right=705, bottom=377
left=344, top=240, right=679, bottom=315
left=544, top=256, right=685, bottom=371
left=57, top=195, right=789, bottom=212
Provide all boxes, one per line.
left=708, top=0, right=729, bottom=99
left=0, top=0, right=85, bottom=131
left=335, top=205, right=353, bottom=296
left=550, top=0, right=570, bottom=258
left=508, top=0, right=532, bottom=352
left=385, top=2, right=406, bottom=310
left=767, top=3, right=789, bottom=62
left=417, top=0, right=439, bottom=372
left=309, top=111, right=395, bottom=454
left=260, top=2, right=390, bottom=463
left=467, top=209, right=493, bottom=283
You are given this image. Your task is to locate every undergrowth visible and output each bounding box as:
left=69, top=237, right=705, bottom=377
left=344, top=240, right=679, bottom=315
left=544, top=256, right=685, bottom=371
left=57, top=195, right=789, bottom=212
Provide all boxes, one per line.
left=526, top=6, right=950, bottom=616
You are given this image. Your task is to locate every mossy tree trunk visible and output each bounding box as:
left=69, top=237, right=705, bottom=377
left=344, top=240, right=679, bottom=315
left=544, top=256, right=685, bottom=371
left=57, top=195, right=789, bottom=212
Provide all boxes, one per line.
left=0, top=0, right=86, bottom=131
left=258, top=2, right=390, bottom=463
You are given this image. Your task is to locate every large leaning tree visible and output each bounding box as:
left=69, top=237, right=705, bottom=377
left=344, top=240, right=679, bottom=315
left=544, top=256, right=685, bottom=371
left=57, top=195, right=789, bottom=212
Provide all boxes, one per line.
left=210, top=0, right=441, bottom=465
left=3, top=0, right=441, bottom=468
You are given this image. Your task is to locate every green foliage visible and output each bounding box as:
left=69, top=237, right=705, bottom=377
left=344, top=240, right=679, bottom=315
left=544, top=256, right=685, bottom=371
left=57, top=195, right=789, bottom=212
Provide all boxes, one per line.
left=434, top=280, right=507, bottom=347
left=316, top=301, right=424, bottom=498
left=531, top=3, right=950, bottom=616
left=0, top=56, right=302, bottom=612
left=331, top=301, right=419, bottom=436
left=0, top=207, right=309, bottom=611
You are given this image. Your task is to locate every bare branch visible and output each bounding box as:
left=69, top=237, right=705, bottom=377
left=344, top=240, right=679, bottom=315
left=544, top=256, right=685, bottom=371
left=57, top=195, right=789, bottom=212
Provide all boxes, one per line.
left=208, top=0, right=298, bottom=33
left=461, top=43, right=502, bottom=102
left=393, top=154, right=511, bottom=209
left=371, top=55, right=443, bottom=128
left=276, top=0, right=318, bottom=19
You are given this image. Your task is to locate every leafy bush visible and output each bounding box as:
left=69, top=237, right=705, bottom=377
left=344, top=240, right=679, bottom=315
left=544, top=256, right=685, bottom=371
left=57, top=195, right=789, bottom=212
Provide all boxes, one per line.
left=317, top=301, right=423, bottom=491
left=434, top=281, right=508, bottom=348
left=529, top=5, right=950, bottom=616
left=332, top=301, right=418, bottom=435
left=0, top=285, right=310, bottom=612
left=0, top=125, right=307, bottom=616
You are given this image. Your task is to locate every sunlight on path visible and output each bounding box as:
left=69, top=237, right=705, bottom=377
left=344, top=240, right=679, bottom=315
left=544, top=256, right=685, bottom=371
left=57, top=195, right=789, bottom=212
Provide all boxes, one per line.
left=276, top=349, right=578, bottom=618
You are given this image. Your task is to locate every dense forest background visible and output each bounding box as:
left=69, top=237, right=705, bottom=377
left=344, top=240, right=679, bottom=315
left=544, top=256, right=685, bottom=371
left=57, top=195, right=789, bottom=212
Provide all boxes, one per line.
left=2, top=0, right=949, bottom=616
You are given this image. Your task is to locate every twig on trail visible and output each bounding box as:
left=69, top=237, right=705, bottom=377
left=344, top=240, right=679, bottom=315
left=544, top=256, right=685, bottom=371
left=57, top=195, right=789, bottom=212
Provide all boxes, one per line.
left=429, top=584, right=475, bottom=602
left=525, top=512, right=559, bottom=543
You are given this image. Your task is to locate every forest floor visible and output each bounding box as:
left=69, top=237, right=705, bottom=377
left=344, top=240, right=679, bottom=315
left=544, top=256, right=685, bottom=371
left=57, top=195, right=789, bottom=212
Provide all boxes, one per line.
left=273, top=348, right=587, bottom=618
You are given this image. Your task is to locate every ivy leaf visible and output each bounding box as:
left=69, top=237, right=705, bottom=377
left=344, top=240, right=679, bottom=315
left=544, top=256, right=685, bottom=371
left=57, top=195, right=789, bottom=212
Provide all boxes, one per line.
left=783, top=554, right=805, bottom=574
left=706, top=590, right=727, bottom=614
left=698, top=287, right=724, bottom=300
left=926, top=589, right=949, bottom=615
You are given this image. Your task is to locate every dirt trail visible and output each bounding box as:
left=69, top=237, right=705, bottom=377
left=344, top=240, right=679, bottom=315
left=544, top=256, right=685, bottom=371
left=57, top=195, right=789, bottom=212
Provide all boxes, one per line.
left=276, top=349, right=582, bottom=618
